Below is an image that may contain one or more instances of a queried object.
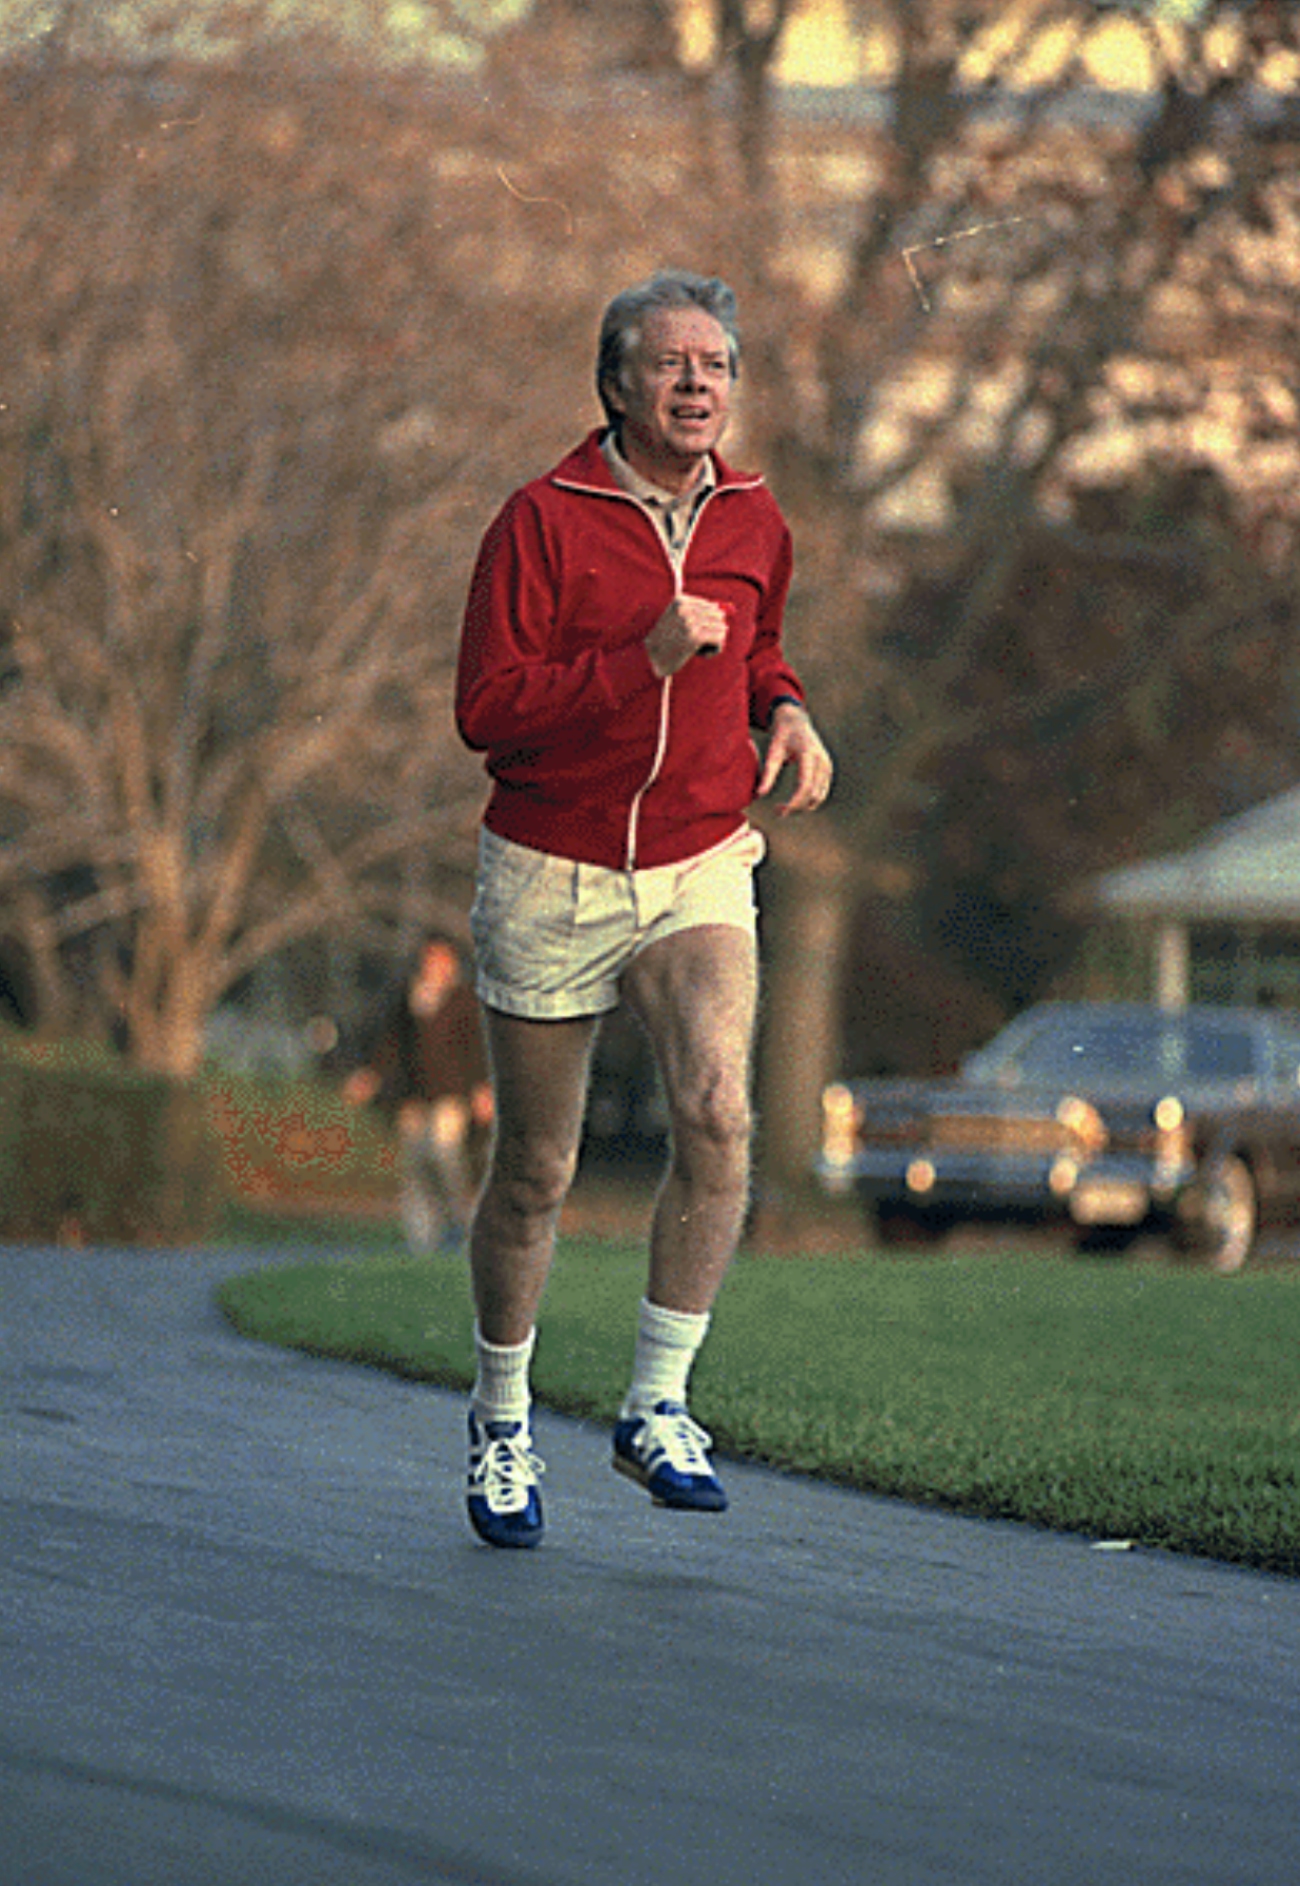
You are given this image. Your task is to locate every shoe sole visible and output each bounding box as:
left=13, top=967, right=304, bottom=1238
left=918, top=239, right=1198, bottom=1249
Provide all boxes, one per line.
left=611, top=1451, right=727, bottom=1512
left=466, top=1500, right=544, bottom=1549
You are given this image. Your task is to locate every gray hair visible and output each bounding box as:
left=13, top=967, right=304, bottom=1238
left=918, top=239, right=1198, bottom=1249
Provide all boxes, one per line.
left=596, top=270, right=740, bottom=422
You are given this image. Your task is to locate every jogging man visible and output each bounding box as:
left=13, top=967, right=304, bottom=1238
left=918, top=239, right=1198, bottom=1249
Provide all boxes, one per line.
left=343, top=937, right=492, bottom=1255
left=455, top=269, right=832, bottom=1547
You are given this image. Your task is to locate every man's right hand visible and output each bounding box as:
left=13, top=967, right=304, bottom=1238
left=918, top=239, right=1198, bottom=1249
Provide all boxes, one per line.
left=645, top=595, right=730, bottom=677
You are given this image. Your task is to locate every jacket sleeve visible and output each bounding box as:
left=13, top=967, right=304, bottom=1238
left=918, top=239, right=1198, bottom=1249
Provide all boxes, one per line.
left=745, top=509, right=807, bottom=728
left=456, top=490, right=658, bottom=752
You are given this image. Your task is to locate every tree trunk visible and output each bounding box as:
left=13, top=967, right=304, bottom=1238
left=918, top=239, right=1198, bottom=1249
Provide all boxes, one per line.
left=123, top=926, right=215, bottom=1080
left=752, top=820, right=854, bottom=1235
left=11, top=888, right=76, bottom=1037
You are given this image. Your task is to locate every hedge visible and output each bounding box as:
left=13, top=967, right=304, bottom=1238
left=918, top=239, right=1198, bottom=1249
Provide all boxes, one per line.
left=0, top=1039, right=222, bottom=1246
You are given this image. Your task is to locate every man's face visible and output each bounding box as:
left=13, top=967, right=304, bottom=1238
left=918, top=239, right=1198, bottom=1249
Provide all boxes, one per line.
left=608, top=307, right=733, bottom=485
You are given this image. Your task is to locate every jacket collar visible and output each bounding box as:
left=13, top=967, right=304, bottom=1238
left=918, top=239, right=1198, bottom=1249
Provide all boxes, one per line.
left=550, top=428, right=763, bottom=496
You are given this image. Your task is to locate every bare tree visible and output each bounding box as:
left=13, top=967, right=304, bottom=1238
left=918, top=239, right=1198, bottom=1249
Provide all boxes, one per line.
left=701, top=0, right=1300, bottom=1200
left=0, top=56, right=581, bottom=1075
left=7, top=0, right=528, bottom=66
left=0, top=307, right=488, bottom=1075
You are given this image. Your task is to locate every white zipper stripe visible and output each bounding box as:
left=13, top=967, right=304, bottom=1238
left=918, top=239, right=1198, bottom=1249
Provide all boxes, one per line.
left=626, top=676, right=674, bottom=870
left=621, top=490, right=700, bottom=870
left=550, top=473, right=749, bottom=870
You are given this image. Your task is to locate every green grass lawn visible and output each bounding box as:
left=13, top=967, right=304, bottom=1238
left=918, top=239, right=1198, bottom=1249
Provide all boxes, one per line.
left=217, top=1234, right=1300, bottom=1576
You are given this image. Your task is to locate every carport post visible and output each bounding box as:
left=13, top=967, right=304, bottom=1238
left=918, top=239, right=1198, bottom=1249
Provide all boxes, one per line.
left=1154, top=919, right=1189, bottom=1012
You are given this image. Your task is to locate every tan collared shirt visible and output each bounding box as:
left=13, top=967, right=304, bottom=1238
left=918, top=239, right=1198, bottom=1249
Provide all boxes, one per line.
left=601, top=431, right=716, bottom=568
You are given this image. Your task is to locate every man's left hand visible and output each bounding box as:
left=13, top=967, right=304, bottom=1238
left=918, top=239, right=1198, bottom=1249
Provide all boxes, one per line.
left=756, top=702, right=834, bottom=814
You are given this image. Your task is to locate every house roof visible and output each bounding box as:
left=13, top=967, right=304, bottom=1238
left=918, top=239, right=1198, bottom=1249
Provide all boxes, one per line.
left=1095, top=787, right=1300, bottom=922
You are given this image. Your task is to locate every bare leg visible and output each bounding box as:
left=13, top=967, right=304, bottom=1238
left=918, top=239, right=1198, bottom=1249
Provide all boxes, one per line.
left=469, top=1008, right=600, bottom=1346
left=620, top=924, right=758, bottom=1315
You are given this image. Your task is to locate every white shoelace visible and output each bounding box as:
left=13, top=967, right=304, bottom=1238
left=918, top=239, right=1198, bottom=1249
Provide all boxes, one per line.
left=470, top=1431, right=545, bottom=1513
left=644, top=1407, right=714, bottom=1475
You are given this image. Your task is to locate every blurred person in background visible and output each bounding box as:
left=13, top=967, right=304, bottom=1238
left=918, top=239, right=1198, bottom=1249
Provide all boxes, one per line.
left=454, top=268, right=833, bottom=1548
left=344, top=936, right=493, bottom=1256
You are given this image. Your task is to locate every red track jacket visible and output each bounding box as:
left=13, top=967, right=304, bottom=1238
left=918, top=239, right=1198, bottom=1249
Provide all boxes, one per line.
left=455, top=430, right=807, bottom=870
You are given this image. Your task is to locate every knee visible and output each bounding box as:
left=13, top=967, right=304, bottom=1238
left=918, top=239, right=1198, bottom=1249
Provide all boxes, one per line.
left=487, top=1133, right=579, bottom=1222
left=672, top=1069, right=752, bottom=1168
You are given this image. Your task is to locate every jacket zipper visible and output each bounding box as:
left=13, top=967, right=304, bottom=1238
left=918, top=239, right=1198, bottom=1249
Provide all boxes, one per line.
left=624, top=491, right=717, bottom=869
left=625, top=672, right=673, bottom=871
left=552, top=475, right=739, bottom=870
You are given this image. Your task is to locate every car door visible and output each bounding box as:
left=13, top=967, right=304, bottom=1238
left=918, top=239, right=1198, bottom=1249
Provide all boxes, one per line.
left=1260, top=1028, right=1300, bottom=1214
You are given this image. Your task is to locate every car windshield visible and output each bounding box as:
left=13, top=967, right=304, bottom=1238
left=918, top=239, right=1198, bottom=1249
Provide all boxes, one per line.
left=967, top=1014, right=1258, bottom=1088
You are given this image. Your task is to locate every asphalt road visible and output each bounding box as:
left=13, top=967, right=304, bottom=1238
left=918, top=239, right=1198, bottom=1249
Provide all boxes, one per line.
left=2, top=1243, right=1297, bottom=1886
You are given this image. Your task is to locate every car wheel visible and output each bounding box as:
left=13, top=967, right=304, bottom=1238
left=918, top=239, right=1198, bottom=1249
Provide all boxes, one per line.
left=872, top=1202, right=950, bottom=1249
left=1072, top=1225, right=1140, bottom=1257
left=1195, top=1155, right=1257, bottom=1274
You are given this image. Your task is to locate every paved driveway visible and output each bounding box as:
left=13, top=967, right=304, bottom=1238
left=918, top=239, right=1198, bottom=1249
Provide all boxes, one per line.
left=2, top=1243, right=1297, bottom=1886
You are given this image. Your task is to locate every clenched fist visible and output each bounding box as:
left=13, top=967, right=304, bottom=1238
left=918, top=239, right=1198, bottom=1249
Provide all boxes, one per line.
left=645, top=595, right=730, bottom=677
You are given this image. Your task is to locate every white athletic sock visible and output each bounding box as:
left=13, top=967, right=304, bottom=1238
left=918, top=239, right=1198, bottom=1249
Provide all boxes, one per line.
left=621, top=1297, right=711, bottom=1420
left=472, top=1325, right=536, bottom=1429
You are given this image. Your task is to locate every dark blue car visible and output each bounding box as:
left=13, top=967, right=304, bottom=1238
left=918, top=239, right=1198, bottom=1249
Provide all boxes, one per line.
left=818, top=1002, right=1300, bottom=1270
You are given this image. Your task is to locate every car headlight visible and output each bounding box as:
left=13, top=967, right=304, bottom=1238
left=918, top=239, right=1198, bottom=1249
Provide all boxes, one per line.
left=821, top=1083, right=861, bottom=1170
left=1055, top=1095, right=1108, bottom=1156
left=1153, top=1094, right=1192, bottom=1169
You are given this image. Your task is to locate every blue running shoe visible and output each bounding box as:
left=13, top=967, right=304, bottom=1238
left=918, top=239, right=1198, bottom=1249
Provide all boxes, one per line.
left=612, top=1400, right=728, bottom=1512
left=466, top=1412, right=545, bottom=1549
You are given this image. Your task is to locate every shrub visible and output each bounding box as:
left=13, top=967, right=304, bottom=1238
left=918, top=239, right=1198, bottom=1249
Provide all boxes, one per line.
left=0, top=1036, right=222, bottom=1245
